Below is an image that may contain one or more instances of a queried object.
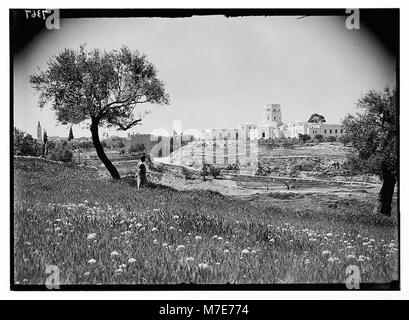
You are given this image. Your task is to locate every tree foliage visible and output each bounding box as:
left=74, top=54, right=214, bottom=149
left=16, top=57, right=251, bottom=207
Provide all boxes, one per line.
left=298, top=133, right=311, bottom=143
left=342, top=86, right=397, bottom=177
left=314, top=134, right=324, bottom=142
left=342, top=86, right=397, bottom=216
left=14, top=128, right=42, bottom=156
left=308, top=113, right=326, bottom=123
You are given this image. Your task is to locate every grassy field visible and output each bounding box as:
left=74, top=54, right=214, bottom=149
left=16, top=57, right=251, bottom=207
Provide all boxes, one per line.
left=13, top=157, right=398, bottom=285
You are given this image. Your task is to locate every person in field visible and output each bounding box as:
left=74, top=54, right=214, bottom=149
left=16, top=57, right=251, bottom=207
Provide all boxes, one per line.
left=135, top=154, right=147, bottom=190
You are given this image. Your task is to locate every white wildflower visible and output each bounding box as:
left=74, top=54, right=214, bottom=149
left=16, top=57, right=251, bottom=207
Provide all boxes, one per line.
left=87, top=233, right=97, bottom=240
left=110, top=251, right=119, bottom=257
left=198, top=263, right=210, bottom=270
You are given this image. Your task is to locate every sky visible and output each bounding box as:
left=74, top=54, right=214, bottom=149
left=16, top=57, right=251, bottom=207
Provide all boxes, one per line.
left=13, top=15, right=396, bottom=138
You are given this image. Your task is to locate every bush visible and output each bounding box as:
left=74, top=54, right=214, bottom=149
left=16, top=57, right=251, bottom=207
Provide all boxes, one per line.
left=225, top=163, right=240, bottom=172
left=48, top=143, right=73, bottom=163
left=208, top=165, right=222, bottom=179
left=13, top=128, right=43, bottom=156
left=298, top=134, right=311, bottom=143
left=323, top=136, right=337, bottom=143
left=200, top=164, right=209, bottom=181
left=314, top=134, right=324, bottom=142
left=339, top=135, right=350, bottom=146
left=182, top=166, right=194, bottom=180
left=282, top=141, right=294, bottom=149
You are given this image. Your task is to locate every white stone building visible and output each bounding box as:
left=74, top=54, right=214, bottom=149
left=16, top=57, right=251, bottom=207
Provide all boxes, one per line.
left=203, top=103, right=345, bottom=141
left=202, top=128, right=239, bottom=141
left=307, top=123, right=345, bottom=138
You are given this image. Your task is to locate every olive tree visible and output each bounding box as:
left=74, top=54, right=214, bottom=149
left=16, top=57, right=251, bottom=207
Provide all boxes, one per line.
left=30, top=46, right=169, bottom=179
left=342, top=86, right=397, bottom=216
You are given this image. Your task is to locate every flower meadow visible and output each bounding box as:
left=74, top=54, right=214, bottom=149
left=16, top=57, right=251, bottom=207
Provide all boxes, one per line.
left=14, top=157, right=398, bottom=285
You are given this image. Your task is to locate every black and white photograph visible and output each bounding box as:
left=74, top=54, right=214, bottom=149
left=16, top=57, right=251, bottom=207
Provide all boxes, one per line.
left=10, top=8, right=399, bottom=290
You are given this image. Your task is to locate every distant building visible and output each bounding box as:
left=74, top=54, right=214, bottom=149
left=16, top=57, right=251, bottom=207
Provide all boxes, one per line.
left=286, top=121, right=310, bottom=138
left=204, top=104, right=345, bottom=141
left=307, top=123, right=345, bottom=138
left=125, top=133, right=155, bottom=153
left=48, top=136, right=68, bottom=142
left=257, top=104, right=287, bottom=139
left=202, top=128, right=239, bottom=141
left=238, top=123, right=258, bottom=140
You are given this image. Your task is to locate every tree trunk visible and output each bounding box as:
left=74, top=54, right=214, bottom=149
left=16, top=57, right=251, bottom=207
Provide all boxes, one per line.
left=90, top=120, right=121, bottom=180
left=376, top=171, right=396, bottom=216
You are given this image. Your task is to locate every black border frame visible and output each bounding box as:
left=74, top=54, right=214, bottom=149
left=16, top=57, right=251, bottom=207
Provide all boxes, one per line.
left=9, top=8, right=400, bottom=291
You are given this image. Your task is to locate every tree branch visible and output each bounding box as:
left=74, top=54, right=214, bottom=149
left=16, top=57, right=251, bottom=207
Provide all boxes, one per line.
left=116, top=118, right=142, bottom=130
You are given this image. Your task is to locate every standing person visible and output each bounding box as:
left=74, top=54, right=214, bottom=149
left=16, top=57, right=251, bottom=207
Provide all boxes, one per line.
left=136, top=154, right=147, bottom=190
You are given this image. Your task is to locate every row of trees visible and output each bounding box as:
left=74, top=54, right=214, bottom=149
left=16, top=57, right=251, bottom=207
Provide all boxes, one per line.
left=14, top=128, right=73, bottom=162
left=29, top=45, right=397, bottom=216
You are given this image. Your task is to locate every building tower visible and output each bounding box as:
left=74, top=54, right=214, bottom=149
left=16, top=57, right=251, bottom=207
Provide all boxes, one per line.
left=263, top=104, right=282, bottom=123
left=37, top=121, right=42, bottom=143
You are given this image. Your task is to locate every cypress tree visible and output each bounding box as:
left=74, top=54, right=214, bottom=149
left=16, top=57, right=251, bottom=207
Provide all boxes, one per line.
left=68, top=126, right=74, bottom=141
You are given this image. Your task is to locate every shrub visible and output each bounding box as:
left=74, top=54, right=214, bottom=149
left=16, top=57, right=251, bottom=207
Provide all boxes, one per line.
left=314, top=134, right=324, bottom=142
left=339, top=135, right=350, bottom=146
left=208, top=165, right=222, bottom=179
left=200, top=164, right=209, bottom=181
left=182, top=166, right=194, bottom=180
left=13, top=128, right=43, bottom=156
left=225, top=163, right=240, bottom=172
left=48, top=145, right=73, bottom=163
left=282, top=141, right=294, bottom=149
left=323, top=136, right=337, bottom=143
left=298, top=133, right=311, bottom=143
